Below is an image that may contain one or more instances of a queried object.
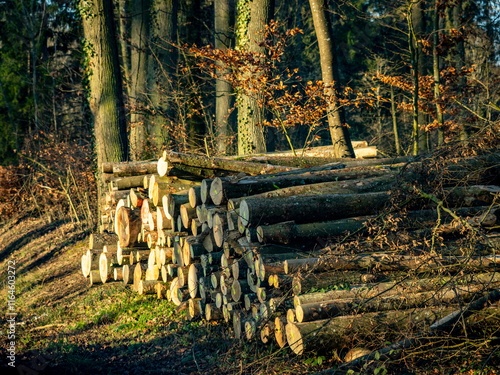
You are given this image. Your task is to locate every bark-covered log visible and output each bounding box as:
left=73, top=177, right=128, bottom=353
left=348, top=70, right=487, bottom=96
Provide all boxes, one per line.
left=295, top=280, right=500, bottom=323
left=156, top=208, right=173, bottom=231
left=110, top=174, right=153, bottom=191
left=158, top=155, right=226, bottom=178
left=292, top=270, right=379, bottom=295
left=138, top=280, right=158, bottom=295
left=285, top=254, right=500, bottom=275
left=188, top=298, right=204, bottom=319
left=223, top=142, right=385, bottom=160
left=260, top=320, right=276, bottom=343
left=101, top=159, right=158, bottom=175
left=113, top=267, right=123, bottom=281
left=285, top=307, right=453, bottom=355
left=256, top=206, right=491, bottom=245
left=240, top=191, right=391, bottom=228
left=89, top=270, right=103, bottom=286
left=293, top=272, right=500, bottom=307
left=89, top=232, right=118, bottom=250
left=164, top=150, right=297, bottom=175
left=225, top=174, right=394, bottom=210
left=241, top=186, right=497, bottom=229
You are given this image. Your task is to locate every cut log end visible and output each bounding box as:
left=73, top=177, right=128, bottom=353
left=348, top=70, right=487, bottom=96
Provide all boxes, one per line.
left=285, top=323, right=304, bottom=355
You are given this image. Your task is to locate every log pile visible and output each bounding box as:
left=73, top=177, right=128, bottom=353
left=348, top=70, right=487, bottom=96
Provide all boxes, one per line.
left=81, top=148, right=500, bottom=363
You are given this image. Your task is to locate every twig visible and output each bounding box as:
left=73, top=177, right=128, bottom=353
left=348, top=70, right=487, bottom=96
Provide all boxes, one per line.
left=191, top=333, right=202, bottom=374
left=30, top=323, right=66, bottom=331
left=17, top=152, right=64, bottom=178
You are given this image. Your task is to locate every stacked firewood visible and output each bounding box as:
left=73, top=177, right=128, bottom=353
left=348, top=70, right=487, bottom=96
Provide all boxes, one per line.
left=80, top=148, right=500, bottom=361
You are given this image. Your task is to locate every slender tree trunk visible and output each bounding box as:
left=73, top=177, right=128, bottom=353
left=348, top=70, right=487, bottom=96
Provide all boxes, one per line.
left=454, top=0, right=469, bottom=141
left=433, top=0, right=444, bottom=145
left=236, top=0, right=275, bottom=155
left=215, top=0, right=235, bottom=154
left=80, top=0, right=128, bottom=165
left=413, top=0, right=428, bottom=153
left=118, top=0, right=131, bottom=98
left=20, top=0, right=45, bottom=132
left=308, top=0, right=354, bottom=158
left=149, top=0, right=178, bottom=151
left=130, top=0, right=151, bottom=160
left=185, top=0, right=206, bottom=150
left=407, top=1, right=420, bottom=156
left=390, top=85, right=400, bottom=155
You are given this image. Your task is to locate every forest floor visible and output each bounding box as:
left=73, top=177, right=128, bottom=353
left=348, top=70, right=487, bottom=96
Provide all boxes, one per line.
left=0, top=214, right=499, bottom=375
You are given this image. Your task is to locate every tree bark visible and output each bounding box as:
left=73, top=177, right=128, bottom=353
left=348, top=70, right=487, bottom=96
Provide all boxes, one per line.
left=129, top=0, right=151, bottom=160
left=293, top=272, right=500, bottom=307
left=236, top=0, right=275, bottom=155
left=101, top=159, right=158, bottom=175
left=164, top=150, right=295, bottom=176
left=89, top=233, right=118, bottom=250
left=308, top=0, right=354, bottom=158
left=286, top=307, right=453, bottom=355
left=80, top=0, right=128, bottom=166
left=215, top=0, right=235, bottom=154
left=225, top=174, right=394, bottom=210
left=149, top=0, right=178, bottom=150
left=240, top=191, right=391, bottom=228
left=295, top=280, right=500, bottom=322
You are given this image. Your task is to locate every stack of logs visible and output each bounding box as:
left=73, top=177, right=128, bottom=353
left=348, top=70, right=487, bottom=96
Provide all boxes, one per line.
left=80, top=148, right=500, bottom=360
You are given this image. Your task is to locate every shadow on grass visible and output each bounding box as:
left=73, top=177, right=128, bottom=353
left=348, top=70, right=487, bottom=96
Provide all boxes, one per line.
left=10, top=323, right=239, bottom=375
left=16, top=228, right=89, bottom=277
left=0, top=219, right=69, bottom=264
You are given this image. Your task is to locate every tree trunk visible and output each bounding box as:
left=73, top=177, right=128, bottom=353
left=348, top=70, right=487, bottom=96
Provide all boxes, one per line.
left=308, top=0, right=354, bottom=158
left=433, top=1, right=444, bottom=146
left=118, top=0, right=131, bottom=98
left=130, top=0, right=151, bottom=160
left=407, top=0, right=421, bottom=155
left=149, top=0, right=178, bottom=150
left=80, top=0, right=128, bottom=166
left=236, top=0, right=275, bottom=155
left=215, top=0, right=235, bottom=154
